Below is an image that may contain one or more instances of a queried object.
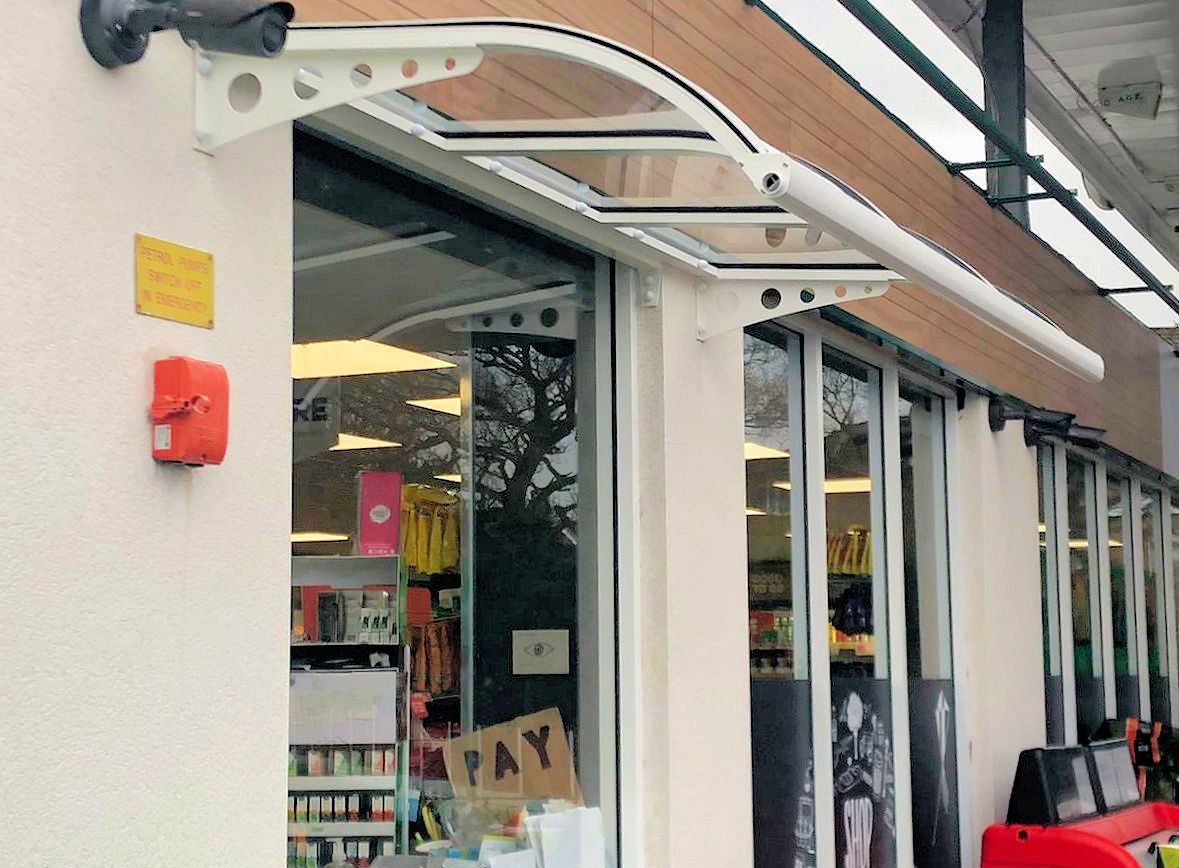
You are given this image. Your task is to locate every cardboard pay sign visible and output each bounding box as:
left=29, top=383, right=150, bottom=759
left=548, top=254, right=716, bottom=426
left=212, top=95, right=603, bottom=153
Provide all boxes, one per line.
left=442, top=708, right=582, bottom=803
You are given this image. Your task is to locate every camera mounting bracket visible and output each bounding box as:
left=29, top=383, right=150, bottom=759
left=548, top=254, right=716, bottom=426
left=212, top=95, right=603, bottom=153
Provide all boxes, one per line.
left=192, top=38, right=483, bottom=153
left=696, top=277, right=891, bottom=340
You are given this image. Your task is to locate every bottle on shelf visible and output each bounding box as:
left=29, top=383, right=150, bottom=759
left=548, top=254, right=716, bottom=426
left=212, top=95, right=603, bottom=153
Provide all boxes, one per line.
left=324, top=840, right=350, bottom=868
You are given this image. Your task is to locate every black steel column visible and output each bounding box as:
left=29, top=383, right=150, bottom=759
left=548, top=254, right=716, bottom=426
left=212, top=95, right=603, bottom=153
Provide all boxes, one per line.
left=982, top=0, right=1029, bottom=225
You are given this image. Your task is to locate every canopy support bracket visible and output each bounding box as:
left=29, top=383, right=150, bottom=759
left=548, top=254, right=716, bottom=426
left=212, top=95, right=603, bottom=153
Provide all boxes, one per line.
left=192, top=41, right=483, bottom=153
left=696, top=278, right=890, bottom=340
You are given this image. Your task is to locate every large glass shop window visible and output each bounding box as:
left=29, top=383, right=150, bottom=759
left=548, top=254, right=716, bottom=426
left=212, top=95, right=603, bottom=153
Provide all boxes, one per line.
left=1108, top=474, right=1139, bottom=718
left=1142, top=489, right=1170, bottom=721
left=744, top=327, right=814, bottom=868
left=898, top=384, right=958, bottom=868
left=1066, top=457, right=1104, bottom=740
left=288, top=133, right=613, bottom=867
left=1037, top=447, right=1065, bottom=745
left=822, top=350, right=896, bottom=868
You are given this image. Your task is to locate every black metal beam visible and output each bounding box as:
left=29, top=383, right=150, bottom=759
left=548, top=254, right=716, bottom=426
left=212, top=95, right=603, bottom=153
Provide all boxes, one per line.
left=988, top=190, right=1073, bottom=205
left=982, top=0, right=1029, bottom=226
left=949, top=155, right=1043, bottom=173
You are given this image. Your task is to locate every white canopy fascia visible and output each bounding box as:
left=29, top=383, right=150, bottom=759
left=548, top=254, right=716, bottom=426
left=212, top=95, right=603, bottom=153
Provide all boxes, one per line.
left=193, top=17, right=1105, bottom=382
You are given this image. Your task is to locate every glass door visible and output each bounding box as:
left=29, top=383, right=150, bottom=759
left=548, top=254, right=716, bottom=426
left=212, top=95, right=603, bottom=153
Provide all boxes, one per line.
left=898, top=383, right=958, bottom=868
left=1107, top=474, right=1138, bottom=717
left=822, top=349, right=896, bottom=868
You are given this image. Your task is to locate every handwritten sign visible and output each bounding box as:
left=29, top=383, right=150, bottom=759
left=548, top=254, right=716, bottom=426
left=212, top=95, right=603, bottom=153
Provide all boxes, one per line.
left=135, top=234, right=214, bottom=328
left=442, top=708, right=582, bottom=802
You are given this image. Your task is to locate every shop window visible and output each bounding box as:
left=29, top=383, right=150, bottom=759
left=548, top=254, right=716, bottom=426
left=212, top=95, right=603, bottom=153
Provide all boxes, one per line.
left=744, top=327, right=814, bottom=868
left=1038, top=446, right=1066, bottom=745
left=288, top=133, right=615, bottom=866
left=898, top=384, right=958, bottom=868
left=1107, top=474, right=1138, bottom=718
left=1066, top=456, right=1105, bottom=740
left=1142, top=489, right=1170, bottom=721
left=822, top=349, right=896, bottom=868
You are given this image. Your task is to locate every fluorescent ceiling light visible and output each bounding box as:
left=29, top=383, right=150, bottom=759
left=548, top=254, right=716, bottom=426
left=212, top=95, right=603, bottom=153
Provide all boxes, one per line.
left=774, top=478, right=872, bottom=493
left=825, top=478, right=872, bottom=494
left=292, top=340, right=454, bottom=379
left=746, top=506, right=768, bottom=516
left=291, top=531, right=350, bottom=543
left=330, top=433, right=401, bottom=451
left=294, top=230, right=455, bottom=273
left=407, top=396, right=462, bottom=416
left=745, top=442, right=789, bottom=461
left=434, top=473, right=462, bottom=484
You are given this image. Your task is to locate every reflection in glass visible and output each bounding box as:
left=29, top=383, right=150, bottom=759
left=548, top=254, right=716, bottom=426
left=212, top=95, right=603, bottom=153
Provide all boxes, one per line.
left=745, top=328, right=815, bottom=868
left=1038, top=447, right=1065, bottom=745
left=823, top=350, right=895, bottom=868
left=1143, top=490, right=1169, bottom=721
left=899, top=386, right=958, bottom=867
left=1066, top=457, right=1104, bottom=740
left=1108, top=475, right=1138, bottom=718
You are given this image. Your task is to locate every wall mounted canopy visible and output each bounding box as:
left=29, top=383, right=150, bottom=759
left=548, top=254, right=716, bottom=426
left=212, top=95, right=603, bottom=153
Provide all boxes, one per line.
left=192, top=18, right=1105, bottom=382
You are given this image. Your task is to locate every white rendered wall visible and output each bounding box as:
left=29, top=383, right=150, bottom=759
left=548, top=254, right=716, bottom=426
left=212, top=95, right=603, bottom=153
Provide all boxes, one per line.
left=634, top=268, right=753, bottom=868
left=956, top=399, right=1045, bottom=858
left=1161, top=340, right=1179, bottom=479
left=0, top=8, right=292, bottom=866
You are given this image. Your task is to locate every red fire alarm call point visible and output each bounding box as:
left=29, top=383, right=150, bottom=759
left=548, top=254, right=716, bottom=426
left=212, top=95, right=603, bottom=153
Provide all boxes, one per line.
left=150, top=356, right=229, bottom=466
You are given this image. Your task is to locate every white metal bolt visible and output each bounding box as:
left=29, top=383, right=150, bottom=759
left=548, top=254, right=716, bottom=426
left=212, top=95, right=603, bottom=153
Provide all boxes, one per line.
left=487, top=160, right=504, bottom=174
left=196, top=55, right=214, bottom=76
left=574, top=202, right=589, bottom=214
left=409, top=123, right=426, bottom=137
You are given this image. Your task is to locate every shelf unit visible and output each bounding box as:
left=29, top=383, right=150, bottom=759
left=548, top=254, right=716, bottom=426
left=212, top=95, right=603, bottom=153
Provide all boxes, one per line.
left=288, top=776, right=398, bottom=792
left=288, top=822, right=399, bottom=837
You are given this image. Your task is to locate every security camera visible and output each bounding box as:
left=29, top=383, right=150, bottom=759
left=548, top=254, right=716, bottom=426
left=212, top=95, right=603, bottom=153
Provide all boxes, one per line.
left=80, top=0, right=294, bottom=69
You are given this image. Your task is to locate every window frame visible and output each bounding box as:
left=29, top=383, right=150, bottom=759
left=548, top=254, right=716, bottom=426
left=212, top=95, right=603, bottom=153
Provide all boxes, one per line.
left=747, top=313, right=970, bottom=868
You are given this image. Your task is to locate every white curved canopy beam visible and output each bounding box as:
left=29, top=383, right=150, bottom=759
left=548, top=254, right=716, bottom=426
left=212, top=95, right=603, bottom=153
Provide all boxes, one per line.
left=194, top=17, right=1105, bottom=383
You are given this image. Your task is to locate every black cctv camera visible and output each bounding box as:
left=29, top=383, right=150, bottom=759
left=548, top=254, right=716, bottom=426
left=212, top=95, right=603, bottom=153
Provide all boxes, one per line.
left=80, top=0, right=294, bottom=69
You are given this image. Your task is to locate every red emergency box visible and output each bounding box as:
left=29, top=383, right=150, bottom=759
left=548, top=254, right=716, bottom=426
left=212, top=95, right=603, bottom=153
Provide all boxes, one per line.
left=150, top=356, right=229, bottom=466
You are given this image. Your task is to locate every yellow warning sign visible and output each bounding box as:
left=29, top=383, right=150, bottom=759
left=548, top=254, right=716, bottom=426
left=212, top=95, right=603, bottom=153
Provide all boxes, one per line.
left=134, top=234, right=214, bottom=329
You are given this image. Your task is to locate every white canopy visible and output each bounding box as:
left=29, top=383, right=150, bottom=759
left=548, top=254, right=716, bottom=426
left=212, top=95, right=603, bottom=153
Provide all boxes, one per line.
left=194, top=18, right=1105, bottom=382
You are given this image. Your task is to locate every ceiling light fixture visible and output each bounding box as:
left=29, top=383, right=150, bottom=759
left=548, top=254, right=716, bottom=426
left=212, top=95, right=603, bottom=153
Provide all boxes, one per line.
left=291, top=531, right=350, bottom=543
left=330, top=434, right=401, bottom=451
left=407, top=397, right=462, bottom=416
left=434, top=473, right=462, bottom=484
left=745, top=442, right=790, bottom=461
left=824, top=478, right=871, bottom=494
left=746, top=506, right=768, bottom=516
left=292, top=340, right=454, bottom=379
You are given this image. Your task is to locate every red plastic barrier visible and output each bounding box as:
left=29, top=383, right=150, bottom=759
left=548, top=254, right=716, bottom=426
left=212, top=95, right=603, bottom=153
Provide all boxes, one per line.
left=982, top=803, right=1179, bottom=868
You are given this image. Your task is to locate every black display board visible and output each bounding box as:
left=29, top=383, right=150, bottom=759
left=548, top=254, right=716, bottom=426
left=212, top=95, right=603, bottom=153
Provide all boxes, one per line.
left=908, top=679, right=959, bottom=868
left=1115, top=675, right=1141, bottom=719
left=1075, top=677, right=1106, bottom=742
left=752, top=679, right=816, bottom=868
left=832, top=677, right=896, bottom=868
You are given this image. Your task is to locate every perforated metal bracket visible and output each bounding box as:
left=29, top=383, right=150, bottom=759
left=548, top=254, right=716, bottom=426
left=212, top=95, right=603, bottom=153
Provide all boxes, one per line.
left=696, top=278, right=891, bottom=340
left=192, top=39, right=483, bottom=153
left=446, top=291, right=585, bottom=341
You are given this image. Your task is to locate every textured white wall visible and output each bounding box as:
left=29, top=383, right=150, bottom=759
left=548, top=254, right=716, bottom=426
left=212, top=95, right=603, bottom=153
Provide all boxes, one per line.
left=1160, top=341, right=1179, bottom=479
left=0, top=6, right=292, bottom=865
left=634, top=268, right=752, bottom=868
left=956, top=399, right=1044, bottom=863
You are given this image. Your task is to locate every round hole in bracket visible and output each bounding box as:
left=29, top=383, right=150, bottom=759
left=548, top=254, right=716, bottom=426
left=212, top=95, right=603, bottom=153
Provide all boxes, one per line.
left=760, top=288, right=782, bottom=310
left=761, top=172, right=782, bottom=195
left=293, top=67, right=321, bottom=100
left=834, top=285, right=847, bottom=298
left=510, top=312, right=525, bottom=328
left=351, top=63, right=374, bottom=88
left=539, top=307, right=560, bottom=328
left=228, top=73, right=262, bottom=113
left=444, top=57, right=457, bottom=70
left=800, top=288, right=816, bottom=304
left=401, top=58, right=419, bottom=78
left=481, top=316, right=494, bottom=328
